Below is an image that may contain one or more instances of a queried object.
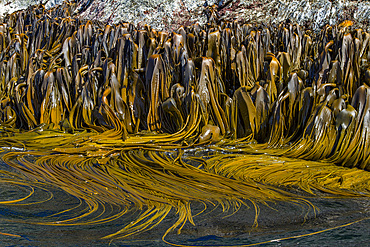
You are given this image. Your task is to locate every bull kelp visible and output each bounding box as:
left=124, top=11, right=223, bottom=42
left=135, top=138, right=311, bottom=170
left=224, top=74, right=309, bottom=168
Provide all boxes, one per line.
left=0, top=1, right=369, bottom=245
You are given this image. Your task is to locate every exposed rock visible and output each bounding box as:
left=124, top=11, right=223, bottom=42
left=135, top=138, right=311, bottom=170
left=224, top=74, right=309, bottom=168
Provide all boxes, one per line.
left=0, top=0, right=369, bottom=31
left=0, top=0, right=40, bottom=17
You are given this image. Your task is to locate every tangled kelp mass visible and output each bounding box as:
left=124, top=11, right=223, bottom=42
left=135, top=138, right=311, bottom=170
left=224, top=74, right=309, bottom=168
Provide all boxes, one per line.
left=0, top=1, right=370, bottom=243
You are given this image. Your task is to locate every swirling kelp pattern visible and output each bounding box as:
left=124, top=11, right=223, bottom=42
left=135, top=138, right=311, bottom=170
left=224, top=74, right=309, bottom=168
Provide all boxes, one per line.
left=0, top=1, right=369, bottom=242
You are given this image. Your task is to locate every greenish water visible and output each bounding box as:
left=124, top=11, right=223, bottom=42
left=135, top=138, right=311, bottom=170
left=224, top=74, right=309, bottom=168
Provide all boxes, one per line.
left=0, top=159, right=369, bottom=247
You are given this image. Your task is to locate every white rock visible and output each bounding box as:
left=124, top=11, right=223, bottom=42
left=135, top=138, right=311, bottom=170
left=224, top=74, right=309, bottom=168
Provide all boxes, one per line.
left=0, top=0, right=369, bottom=31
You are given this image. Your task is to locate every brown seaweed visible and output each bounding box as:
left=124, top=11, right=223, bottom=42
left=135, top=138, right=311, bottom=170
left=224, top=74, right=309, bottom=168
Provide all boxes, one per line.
left=0, top=2, right=369, bottom=243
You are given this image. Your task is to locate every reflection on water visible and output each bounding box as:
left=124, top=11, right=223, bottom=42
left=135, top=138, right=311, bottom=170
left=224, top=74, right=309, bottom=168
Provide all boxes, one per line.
left=0, top=156, right=369, bottom=246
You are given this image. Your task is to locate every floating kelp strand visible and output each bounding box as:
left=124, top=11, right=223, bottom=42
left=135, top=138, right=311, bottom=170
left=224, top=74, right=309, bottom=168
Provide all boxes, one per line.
left=0, top=127, right=95, bottom=151
left=0, top=163, right=67, bottom=210
left=2, top=152, right=135, bottom=226
left=204, top=152, right=370, bottom=197
left=1, top=147, right=321, bottom=239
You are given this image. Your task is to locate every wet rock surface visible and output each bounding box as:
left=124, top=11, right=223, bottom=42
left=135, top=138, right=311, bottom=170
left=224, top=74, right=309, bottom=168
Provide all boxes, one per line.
left=1, top=0, right=369, bottom=31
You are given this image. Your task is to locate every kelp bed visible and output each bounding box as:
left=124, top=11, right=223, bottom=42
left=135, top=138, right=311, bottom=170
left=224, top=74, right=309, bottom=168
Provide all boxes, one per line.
left=0, top=1, right=369, bottom=245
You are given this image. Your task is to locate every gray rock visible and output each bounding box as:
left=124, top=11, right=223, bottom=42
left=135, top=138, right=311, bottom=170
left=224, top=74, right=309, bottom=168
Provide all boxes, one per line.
left=0, top=0, right=369, bottom=31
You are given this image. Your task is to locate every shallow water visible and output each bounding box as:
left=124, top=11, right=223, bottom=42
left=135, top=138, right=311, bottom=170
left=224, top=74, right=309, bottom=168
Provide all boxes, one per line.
left=0, top=158, right=369, bottom=247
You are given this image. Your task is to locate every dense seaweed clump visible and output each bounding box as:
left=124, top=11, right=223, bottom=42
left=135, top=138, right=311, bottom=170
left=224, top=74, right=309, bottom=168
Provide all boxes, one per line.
left=0, top=1, right=369, bottom=242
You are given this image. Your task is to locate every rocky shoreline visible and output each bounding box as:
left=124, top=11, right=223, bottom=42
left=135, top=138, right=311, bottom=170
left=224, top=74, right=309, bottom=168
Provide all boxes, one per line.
left=1, top=0, right=369, bottom=31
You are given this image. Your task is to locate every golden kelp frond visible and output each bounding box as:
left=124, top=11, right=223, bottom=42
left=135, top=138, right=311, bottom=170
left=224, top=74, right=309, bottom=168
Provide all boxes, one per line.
left=0, top=169, right=53, bottom=206
left=0, top=9, right=369, bottom=168
left=205, top=152, right=370, bottom=197
left=338, top=20, right=354, bottom=28
left=2, top=148, right=318, bottom=239
left=0, top=1, right=369, bottom=243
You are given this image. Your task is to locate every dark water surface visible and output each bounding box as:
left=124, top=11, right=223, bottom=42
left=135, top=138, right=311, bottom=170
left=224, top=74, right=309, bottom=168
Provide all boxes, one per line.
left=0, top=159, right=369, bottom=247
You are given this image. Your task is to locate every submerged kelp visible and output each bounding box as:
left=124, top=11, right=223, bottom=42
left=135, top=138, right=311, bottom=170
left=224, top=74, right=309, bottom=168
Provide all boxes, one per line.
left=0, top=1, right=369, bottom=244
